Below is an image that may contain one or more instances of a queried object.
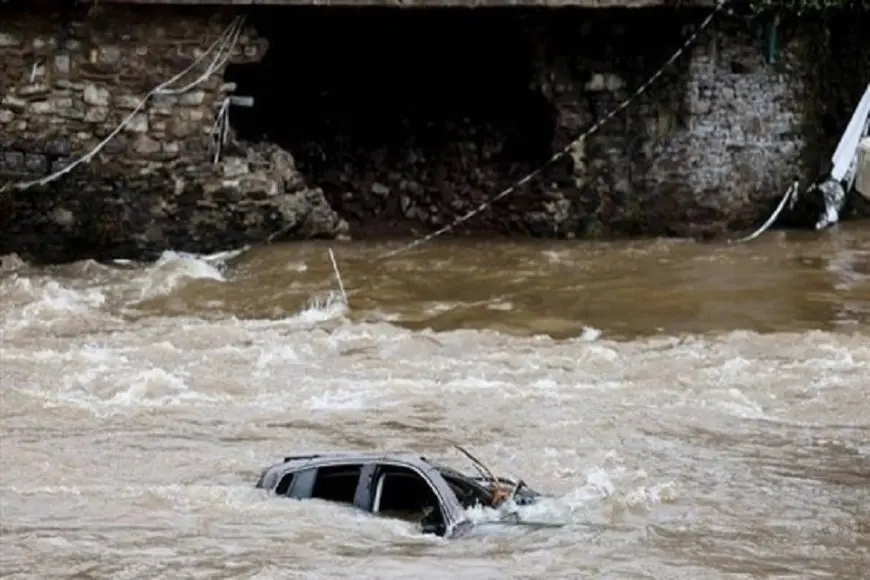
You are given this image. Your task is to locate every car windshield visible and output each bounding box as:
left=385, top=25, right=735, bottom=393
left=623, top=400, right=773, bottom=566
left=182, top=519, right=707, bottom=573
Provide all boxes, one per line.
left=433, top=465, right=500, bottom=507
left=435, top=463, right=540, bottom=507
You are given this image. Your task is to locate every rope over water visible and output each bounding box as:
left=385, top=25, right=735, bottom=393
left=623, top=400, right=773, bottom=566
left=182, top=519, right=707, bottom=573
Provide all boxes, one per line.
left=376, top=0, right=794, bottom=260
left=728, top=181, right=799, bottom=244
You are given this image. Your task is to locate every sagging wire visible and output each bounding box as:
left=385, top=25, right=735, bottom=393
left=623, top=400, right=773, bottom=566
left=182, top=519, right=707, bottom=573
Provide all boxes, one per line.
left=728, top=180, right=799, bottom=244
left=376, top=1, right=729, bottom=260
left=373, top=0, right=821, bottom=257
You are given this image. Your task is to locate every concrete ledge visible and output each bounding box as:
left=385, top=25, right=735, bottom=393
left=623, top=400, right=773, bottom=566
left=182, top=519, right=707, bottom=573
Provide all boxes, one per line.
left=857, top=137, right=870, bottom=199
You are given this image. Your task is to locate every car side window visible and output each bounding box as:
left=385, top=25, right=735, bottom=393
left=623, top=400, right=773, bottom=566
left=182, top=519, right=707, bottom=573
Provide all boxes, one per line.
left=275, top=472, right=295, bottom=496
left=274, top=468, right=317, bottom=499
left=372, top=466, right=440, bottom=514
left=371, top=465, right=446, bottom=535
left=309, top=464, right=364, bottom=505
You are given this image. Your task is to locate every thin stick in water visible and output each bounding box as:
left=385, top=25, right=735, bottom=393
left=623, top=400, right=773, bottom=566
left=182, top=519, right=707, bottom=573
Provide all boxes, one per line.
left=328, top=248, right=349, bottom=306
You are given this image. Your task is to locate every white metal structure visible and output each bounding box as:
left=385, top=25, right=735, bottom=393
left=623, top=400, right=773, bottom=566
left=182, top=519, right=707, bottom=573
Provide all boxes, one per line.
left=857, top=137, right=870, bottom=199
left=816, top=83, right=870, bottom=229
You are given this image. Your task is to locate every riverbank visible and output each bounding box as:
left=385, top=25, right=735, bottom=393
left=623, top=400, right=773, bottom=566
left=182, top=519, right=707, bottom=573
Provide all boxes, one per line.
left=1, top=2, right=869, bottom=263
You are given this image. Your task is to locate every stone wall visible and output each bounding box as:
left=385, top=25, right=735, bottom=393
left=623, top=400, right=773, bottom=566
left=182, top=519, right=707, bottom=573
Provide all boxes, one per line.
left=226, top=8, right=825, bottom=241
left=643, top=16, right=806, bottom=237
left=1, top=4, right=868, bottom=264
left=519, top=9, right=694, bottom=238
left=0, top=3, right=346, bottom=263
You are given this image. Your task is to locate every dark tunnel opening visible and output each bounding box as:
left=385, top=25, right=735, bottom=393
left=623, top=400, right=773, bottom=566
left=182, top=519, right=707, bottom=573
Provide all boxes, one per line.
left=224, top=8, right=559, bottom=236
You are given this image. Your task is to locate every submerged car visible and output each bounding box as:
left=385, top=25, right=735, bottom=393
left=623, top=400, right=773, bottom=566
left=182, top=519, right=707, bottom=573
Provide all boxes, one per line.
left=255, top=448, right=544, bottom=538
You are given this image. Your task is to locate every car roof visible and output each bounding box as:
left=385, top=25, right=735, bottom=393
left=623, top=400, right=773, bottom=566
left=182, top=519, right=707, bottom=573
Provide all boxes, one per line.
left=267, top=451, right=476, bottom=477
left=280, top=451, right=434, bottom=466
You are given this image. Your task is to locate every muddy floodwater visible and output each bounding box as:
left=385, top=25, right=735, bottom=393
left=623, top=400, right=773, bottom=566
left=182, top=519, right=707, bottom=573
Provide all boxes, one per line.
left=1, top=225, right=869, bottom=579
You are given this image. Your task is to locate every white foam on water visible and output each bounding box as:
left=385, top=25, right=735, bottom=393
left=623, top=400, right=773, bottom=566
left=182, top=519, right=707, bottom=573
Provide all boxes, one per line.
left=428, top=301, right=458, bottom=314
left=461, top=456, right=680, bottom=537
left=129, top=250, right=229, bottom=303
left=0, top=276, right=107, bottom=329
left=0, top=248, right=256, bottom=337
left=0, top=277, right=122, bottom=345
left=580, top=325, right=602, bottom=341
left=1, top=243, right=869, bottom=578
left=486, top=299, right=514, bottom=311
left=295, top=290, right=349, bottom=325
left=0, top=252, right=27, bottom=272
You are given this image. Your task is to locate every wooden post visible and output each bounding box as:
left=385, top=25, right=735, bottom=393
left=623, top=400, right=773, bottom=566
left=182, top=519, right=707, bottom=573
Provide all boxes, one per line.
left=857, top=137, right=870, bottom=200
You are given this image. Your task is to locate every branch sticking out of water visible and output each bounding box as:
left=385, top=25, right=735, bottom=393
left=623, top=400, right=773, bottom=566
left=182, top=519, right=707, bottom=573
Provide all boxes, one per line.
left=328, top=248, right=349, bottom=307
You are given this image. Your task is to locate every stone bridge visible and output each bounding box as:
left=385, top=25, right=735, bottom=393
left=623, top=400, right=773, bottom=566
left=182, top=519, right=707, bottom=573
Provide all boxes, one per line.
left=1, top=0, right=868, bottom=263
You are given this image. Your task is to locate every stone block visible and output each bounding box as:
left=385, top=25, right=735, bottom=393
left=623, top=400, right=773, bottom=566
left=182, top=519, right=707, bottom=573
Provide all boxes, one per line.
left=152, top=94, right=178, bottom=109
left=857, top=137, right=870, bottom=200
left=150, top=100, right=175, bottom=116
left=125, top=113, right=149, bottom=133
left=29, top=101, right=54, bottom=115
left=178, top=90, right=206, bottom=106
left=163, top=141, right=181, bottom=158
left=58, top=104, right=86, bottom=121
left=25, top=153, right=48, bottom=173
left=51, top=96, right=74, bottom=110
left=44, top=139, right=71, bottom=156
left=169, top=118, right=196, bottom=138
left=50, top=207, right=76, bottom=228
left=115, top=95, right=142, bottom=110
left=18, top=83, right=51, bottom=97
left=56, top=79, right=85, bottom=91
left=221, top=157, right=250, bottom=178
left=98, top=45, right=122, bottom=65
left=83, top=84, right=111, bottom=107
left=130, top=135, right=162, bottom=156
left=4, top=151, right=24, bottom=171
left=0, top=32, right=20, bottom=47
left=177, top=108, right=205, bottom=123
left=1, top=95, right=27, bottom=113
left=84, top=107, right=109, bottom=123
left=584, top=73, right=625, bottom=92
left=54, top=54, right=71, bottom=77
left=149, top=118, right=168, bottom=133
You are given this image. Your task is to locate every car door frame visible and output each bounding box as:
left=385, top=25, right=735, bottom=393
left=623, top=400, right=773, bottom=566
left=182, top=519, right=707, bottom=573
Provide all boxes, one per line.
left=355, top=460, right=470, bottom=536
left=280, top=463, right=370, bottom=503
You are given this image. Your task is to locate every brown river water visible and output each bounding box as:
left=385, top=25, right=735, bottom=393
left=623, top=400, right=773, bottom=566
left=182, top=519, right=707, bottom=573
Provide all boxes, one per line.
left=1, top=225, right=869, bottom=579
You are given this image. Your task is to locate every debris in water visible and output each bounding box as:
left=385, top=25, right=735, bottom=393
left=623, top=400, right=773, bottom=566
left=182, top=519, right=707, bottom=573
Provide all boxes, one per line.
left=328, top=248, right=349, bottom=307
